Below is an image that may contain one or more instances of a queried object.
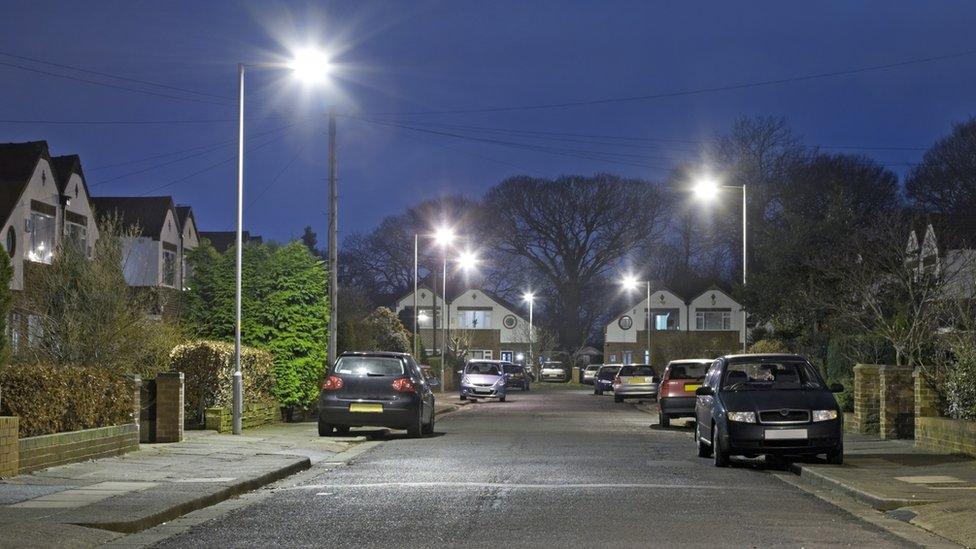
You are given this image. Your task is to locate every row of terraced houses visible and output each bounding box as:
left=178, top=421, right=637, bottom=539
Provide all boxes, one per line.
left=0, top=141, right=259, bottom=349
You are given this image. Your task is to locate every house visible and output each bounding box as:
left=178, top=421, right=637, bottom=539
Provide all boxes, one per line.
left=0, top=141, right=101, bottom=349
left=394, top=286, right=536, bottom=363
left=199, top=230, right=262, bottom=253
left=906, top=214, right=976, bottom=300
left=603, top=286, right=744, bottom=365
left=175, top=205, right=199, bottom=289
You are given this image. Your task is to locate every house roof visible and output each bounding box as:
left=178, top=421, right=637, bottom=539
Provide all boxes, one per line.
left=394, top=284, right=531, bottom=319
left=175, top=205, right=198, bottom=237
left=91, top=196, right=177, bottom=238
left=50, top=154, right=92, bottom=200
left=199, top=231, right=262, bottom=253
left=607, top=283, right=739, bottom=323
left=0, top=141, right=51, bottom=226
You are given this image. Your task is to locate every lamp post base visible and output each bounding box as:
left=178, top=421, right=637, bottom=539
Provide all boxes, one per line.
left=232, top=371, right=243, bottom=435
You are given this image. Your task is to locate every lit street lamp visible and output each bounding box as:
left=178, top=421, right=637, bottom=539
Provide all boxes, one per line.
left=232, top=49, right=330, bottom=435
left=621, top=275, right=651, bottom=365
left=522, top=292, right=535, bottom=375
left=693, top=175, right=748, bottom=352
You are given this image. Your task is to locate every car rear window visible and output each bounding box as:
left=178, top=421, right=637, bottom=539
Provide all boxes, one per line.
left=598, top=367, right=620, bottom=379
left=619, top=366, right=656, bottom=376
left=334, top=356, right=404, bottom=376
left=466, top=363, right=501, bottom=375
left=667, top=363, right=709, bottom=380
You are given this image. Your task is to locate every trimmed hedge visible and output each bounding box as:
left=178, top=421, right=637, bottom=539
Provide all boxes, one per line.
left=0, top=363, right=132, bottom=437
left=170, top=340, right=276, bottom=424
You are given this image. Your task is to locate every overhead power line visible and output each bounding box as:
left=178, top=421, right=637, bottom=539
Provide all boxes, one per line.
left=362, top=48, right=976, bottom=116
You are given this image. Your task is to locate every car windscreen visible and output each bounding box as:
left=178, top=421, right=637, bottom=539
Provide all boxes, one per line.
left=721, top=360, right=822, bottom=391
left=619, top=366, right=656, bottom=377
left=503, top=364, right=522, bottom=374
left=465, top=363, right=501, bottom=375
left=598, top=367, right=620, bottom=379
left=667, top=363, right=709, bottom=380
left=334, top=356, right=404, bottom=376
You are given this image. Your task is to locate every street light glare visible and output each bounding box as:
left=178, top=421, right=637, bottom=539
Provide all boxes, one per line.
left=692, top=177, right=721, bottom=201
left=288, top=47, right=331, bottom=84
left=434, top=226, right=456, bottom=247
left=621, top=274, right=639, bottom=291
left=522, top=292, right=535, bottom=303
left=457, top=250, right=478, bottom=271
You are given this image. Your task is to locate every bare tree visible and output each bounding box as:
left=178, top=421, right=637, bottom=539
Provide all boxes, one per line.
left=907, top=117, right=976, bottom=216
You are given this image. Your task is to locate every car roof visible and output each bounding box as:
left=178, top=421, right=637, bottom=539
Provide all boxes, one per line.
left=722, top=353, right=807, bottom=361
left=467, top=359, right=508, bottom=364
left=339, top=351, right=410, bottom=358
left=667, top=359, right=712, bottom=365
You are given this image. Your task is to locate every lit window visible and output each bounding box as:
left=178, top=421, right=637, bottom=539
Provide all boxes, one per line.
left=696, top=310, right=732, bottom=330
left=651, top=308, right=680, bottom=330
left=457, top=310, right=491, bottom=329
left=27, top=211, right=55, bottom=264
left=162, top=249, right=177, bottom=287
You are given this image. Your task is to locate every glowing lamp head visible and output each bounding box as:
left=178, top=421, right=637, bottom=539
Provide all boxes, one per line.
left=692, top=176, right=721, bottom=201
left=522, top=292, right=535, bottom=303
left=433, top=226, right=456, bottom=247
left=457, top=250, right=478, bottom=271
left=621, top=274, right=640, bottom=292
left=288, top=47, right=331, bottom=84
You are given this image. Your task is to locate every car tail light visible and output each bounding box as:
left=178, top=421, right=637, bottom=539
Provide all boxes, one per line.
left=392, top=377, right=416, bottom=393
left=321, top=375, right=343, bottom=391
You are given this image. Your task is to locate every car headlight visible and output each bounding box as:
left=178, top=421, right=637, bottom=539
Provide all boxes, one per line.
left=812, top=409, right=838, bottom=422
left=726, top=411, right=756, bottom=423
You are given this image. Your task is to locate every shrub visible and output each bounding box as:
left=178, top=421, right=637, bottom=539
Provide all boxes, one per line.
left=0, top=363, right=132, bottom=437
left=944, top=340, right=976, bottom=420
left=170, top=340, right=276, bottom=424
left=748, top=339, right=790, bottom=354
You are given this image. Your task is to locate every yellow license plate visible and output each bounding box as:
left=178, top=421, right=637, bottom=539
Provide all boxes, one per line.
left=349, top=403, right=383, bottom=413
left=684, top=384, right=702, bottom=392
left=627, top=377, right=648, bottom=384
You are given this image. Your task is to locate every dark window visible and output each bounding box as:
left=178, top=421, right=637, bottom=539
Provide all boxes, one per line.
left=334, top=356, right=405, bottom=376
left=666, top=362, right=710, bottom=380
left=5, top=227, right=15, bottom=255
left=619, top=365, right=656, bottom=376
left=503, top=364, right=523, bottom=374
left=721, top=359, right=821, bottom=391
left=598, top=367, right=620, bottom=380
left=465, top=362, right=501, bottom=375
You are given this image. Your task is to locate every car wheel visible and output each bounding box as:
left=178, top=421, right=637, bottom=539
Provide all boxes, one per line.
left=407, top=408, right=424, bottom=438
left=335, top=425, right=350, bottom=436
left=659, top=412, right=670, bottom=428
left=712, top=424, right=730, bottom=467
left=696, top=425, right=712, bottom=458
left=460, top=394, right=467, bottom=401
left=422, top=411, right=435, bottom=435
left=826, top=441, right=844, bottom=465
left=614, top=395, right=623, bottom=403
left=499, top=396, right=506, bottom=402
left=317, top=419, right=334, bottom=437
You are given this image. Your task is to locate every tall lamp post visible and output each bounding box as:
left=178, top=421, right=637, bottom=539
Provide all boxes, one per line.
left=522, top=293, right=535, bottom=375
left=693, top=176, right=748, bottom=353
left=621, top=275, right=652, bottom=365
left=232, top=49, right=330, bottom=435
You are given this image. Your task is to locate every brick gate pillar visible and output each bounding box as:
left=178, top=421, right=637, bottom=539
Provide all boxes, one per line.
left=155, top=372, right=184, bottom=443
left=914, top=368, right=940, bottom=436
left=852, top=364, right=881, bottom=435
left=0, top=416, right=18, bottom=477
left=879, top=365, right=914, bottom=439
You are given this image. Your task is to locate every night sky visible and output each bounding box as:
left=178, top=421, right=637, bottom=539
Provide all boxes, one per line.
left=1, top=1, right=974, bottom=243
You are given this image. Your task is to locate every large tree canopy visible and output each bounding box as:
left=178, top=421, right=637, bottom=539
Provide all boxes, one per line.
left=907, top=117, right=976, bottom=216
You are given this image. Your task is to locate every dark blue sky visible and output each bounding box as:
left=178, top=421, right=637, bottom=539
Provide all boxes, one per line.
left=1, top=1, right=974, bottom=243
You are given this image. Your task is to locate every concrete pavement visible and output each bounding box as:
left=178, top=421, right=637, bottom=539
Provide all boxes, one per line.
left=155, top=388, right=929, bottom=548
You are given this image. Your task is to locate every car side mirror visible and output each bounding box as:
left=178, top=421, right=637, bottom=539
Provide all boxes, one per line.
left=428, top=377, right=441, bottom=388
left=830, top=383, right=844, bottom=393
left=695, top=386, right=714, bottom=397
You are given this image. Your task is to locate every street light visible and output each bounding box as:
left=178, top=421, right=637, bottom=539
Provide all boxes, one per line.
left=522, top=292, right=535, bottom=375
left=620, top=275, right=651, bottom=365
left=232, top=49, right=330, bottom=435
left=456, top=249, right=479, bottom=272
left=411, top=226, right=460, bottom=390
left=692, top=174, right=748, bottom=352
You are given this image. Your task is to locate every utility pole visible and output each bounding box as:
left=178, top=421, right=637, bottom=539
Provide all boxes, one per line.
left=327, top=108, right=338, bottom=369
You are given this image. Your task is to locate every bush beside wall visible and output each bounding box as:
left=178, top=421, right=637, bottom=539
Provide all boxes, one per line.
left=0, top=364, right=132, bottom=437
left=170, top=340, right=277, bottom=424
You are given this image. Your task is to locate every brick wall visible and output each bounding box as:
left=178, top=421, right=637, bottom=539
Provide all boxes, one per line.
left=155, top=372, right=184, bottom=443
left=914, top=369, right=941, bottom=437
left=604, top=331, right=739, bottom=366
left=0, top=417, right=17, bottom=477
left=852, top=364, right=881, bottom=435
left=879, top=365, right=914, bottom=439
left=17, top=424, right=138, bottom=474
left=205, top=401, right=279, bottom=433
left=916, top=417, right=976, bottom=457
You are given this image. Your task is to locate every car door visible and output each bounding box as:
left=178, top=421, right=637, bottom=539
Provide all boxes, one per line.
left=696, top=359, right=723, bottom=441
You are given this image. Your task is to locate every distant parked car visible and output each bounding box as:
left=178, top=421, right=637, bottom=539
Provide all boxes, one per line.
left=504, top=363, right=531, bottom=391
left=658, top=359, right=711, bottom=427
left=612, top=364, right=659, bottom=403
left=581, top=364, right=601, bottom=385
left=540, top=361, right=569, bottom=382
left=459, top=360, right=509, bottom=402
left=318, top=351, right=435, bottom=438
left=593, top=365, right=621, bottom=395
left=694, top=354, right=844, bottom=467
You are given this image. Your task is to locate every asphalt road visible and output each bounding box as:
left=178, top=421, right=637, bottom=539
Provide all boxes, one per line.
left=157, top=388, right=913, bottom=548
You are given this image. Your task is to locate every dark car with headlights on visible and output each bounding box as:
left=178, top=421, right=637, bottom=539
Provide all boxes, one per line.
left=459, top=360, right=509, bottom=401
left=694, top=354, right=844, bottom=467
left=318, top=352, right=435, bottom=438
left=593, top=365, right=621, bottom=395
left=504, top=363, right=530, bottom=391
left=658, top=359, right=711, bottom=427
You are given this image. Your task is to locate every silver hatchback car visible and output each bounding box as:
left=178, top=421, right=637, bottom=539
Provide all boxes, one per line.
left=612, top=364, right=660, bottom=402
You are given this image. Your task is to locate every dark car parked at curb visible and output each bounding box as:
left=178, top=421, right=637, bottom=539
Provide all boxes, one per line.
left=658, top=359, right=711, bottom=427
left=318, top=351, right=436, bottom=438
left=593, top=365, right=621, bottom=395
left=694, top=354, right=844, bottom=467
left=504, top=363, right=531, bottom=391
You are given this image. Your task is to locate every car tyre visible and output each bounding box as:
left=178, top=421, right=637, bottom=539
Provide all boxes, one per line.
left=335, top=425, right=350, bottom=436
left=696, top=425, right=712, bottom=458
left=614, top=395, right=624, bottom=403
left=826, top=441, right=844, bottom=465
left=499, top=396, right=506, bottom=402
left=712, top=424, right=730, bottom=467
left=422, top=411, right=435, bottom=435
left=317, top=419, right=334, bottom=437
left=659, top=412, right=670, bottom=428
left=460, top=394, right=467, bottom=401
left=407, top=408, right=424, bottom=438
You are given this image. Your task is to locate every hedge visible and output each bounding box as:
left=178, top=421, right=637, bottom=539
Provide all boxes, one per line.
left=0, top=363, right=132, bottom=437
left=170, top=340, right=276, bottom=424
